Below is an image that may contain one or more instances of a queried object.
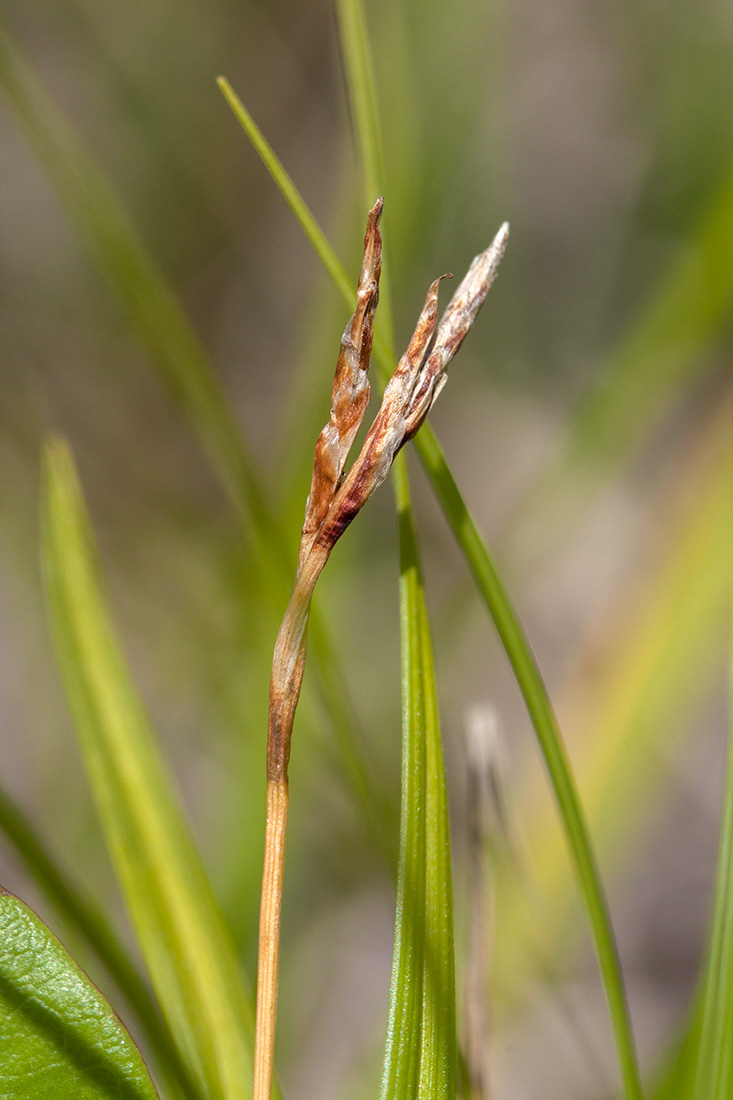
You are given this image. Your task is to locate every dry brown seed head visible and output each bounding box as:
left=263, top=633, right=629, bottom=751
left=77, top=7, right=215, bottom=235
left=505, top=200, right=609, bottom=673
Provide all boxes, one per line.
left=309, top=222, right=510, bottom=554
left=299, top=198, right=383, bottom=570
left=311, top=276, right=444, bottom=551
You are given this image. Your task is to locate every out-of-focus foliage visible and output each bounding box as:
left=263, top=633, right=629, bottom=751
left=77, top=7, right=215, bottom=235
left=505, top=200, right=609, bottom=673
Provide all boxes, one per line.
left=0, top=1, right=730, bottom=1098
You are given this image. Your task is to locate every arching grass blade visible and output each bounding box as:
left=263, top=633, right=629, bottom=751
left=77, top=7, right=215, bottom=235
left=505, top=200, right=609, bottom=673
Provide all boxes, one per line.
left=42, top=439, right=263, bottom=1100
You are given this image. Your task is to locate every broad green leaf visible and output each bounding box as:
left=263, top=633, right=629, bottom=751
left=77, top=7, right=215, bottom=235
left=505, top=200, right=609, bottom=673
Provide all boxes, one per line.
left=218, top=75, right=642, bottom=1100
left=42, top=439, right=259, bottom=1100
left=0, top=788, right=202, bottom=1100
left=0, top=885, right=158, bottom=1100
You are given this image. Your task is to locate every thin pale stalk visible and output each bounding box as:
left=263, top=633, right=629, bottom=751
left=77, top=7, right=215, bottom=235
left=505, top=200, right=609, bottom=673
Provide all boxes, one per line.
left=253, top=547, right=329, bottom=1100
left=253, top=780, right=289, bottom=1100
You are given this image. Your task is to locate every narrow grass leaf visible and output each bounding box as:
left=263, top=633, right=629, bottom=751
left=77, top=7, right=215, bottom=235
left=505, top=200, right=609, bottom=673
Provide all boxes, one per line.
left=42, top=439, right=259, bottom=1100
left=649, top=1015, right=702, bottom=1100
left=417, top=435, right=643, bottom=1100
left=499, top=418, right=731, bottom=995
left=216, top=77, right=354, bottom=309
left=378, top=476, right=455, bottom=1100
left=0, top=788, right=203, bottom=1100
left=333, top=0, right=395, bottom=348
left=217, top=89, right=642, bottom=1099
left=691, top=582, right=733, bottom=1099
left=334, top=0, right=385, bottom=203
left=416, top=590, right=456, bottom=1100
left=0, top=886, right=158, bottom=1100
left=332, top=13, right=456, bottom=1088
left=379, top=458, right=427, bottom=1100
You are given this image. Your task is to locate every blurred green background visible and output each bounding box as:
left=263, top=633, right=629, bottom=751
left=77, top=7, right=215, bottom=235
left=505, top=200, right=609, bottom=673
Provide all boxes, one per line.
left=0, top=1, right=730, bottom=1097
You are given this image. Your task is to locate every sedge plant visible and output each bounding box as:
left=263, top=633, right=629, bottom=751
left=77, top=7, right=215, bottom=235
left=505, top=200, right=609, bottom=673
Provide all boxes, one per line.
left=0, top=4, right=730, bottom=1100
left=254, top=199, right=508, bottom=1100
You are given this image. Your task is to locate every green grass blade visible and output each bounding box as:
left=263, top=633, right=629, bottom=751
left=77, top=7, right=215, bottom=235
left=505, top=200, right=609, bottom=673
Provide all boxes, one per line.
left=218, top=78, right=393, bottom=370
left=649, top=1014, right=701, bottom=1100
left=216, top=78, right=354, bottom=309
left=334, top=0, right=385, bottom=204
left=0, top=886, right=159, bottom=1100
left=0, top=788, right=203, bottom=1100
left=217, top=85, right=642, bottom=1098
left=380, top=458, right=455, bottom=1100
left=333, top=0, right=394, bottom=348
left=417, top=433, right=642, bottom=1100
left=379, top=458, right=428, bottom=1100
left=416, top=586, right=456, bottom=1100
left=498, top=422, right=730, bottom=994
left=691, top=586, right=733, bottom=1098
left=334, top=5, right=456, bottom=1086
left=42, top=439, right=259, bottom=1100
left=0, top=23, right=383, bottom=862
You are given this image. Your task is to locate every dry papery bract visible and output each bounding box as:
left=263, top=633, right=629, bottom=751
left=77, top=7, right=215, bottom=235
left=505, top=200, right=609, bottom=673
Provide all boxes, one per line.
left=253, top=199, right=509, bottom=1100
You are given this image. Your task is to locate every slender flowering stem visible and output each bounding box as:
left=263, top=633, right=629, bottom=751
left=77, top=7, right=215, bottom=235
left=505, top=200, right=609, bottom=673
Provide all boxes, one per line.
left=252, top=204, right=508, bottom=1100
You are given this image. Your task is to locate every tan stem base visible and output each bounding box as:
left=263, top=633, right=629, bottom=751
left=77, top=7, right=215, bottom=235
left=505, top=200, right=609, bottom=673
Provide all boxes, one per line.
left=253, top=778, right=289, bottom=1100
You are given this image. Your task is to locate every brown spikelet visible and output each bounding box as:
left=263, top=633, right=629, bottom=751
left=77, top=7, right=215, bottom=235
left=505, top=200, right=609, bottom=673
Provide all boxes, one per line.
left=299, top=198, right=383, bottom=569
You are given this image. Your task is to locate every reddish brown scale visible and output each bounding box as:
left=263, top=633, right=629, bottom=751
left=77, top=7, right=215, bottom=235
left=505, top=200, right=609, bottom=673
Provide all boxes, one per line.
left=299, top=199, right=383, bottom=570
left=315, top=458, right=376, bottom=550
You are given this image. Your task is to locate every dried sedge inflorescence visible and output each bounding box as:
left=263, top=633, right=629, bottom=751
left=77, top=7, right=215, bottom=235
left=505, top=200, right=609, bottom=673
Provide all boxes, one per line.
left=253, top=200, right=509, bottom=1100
